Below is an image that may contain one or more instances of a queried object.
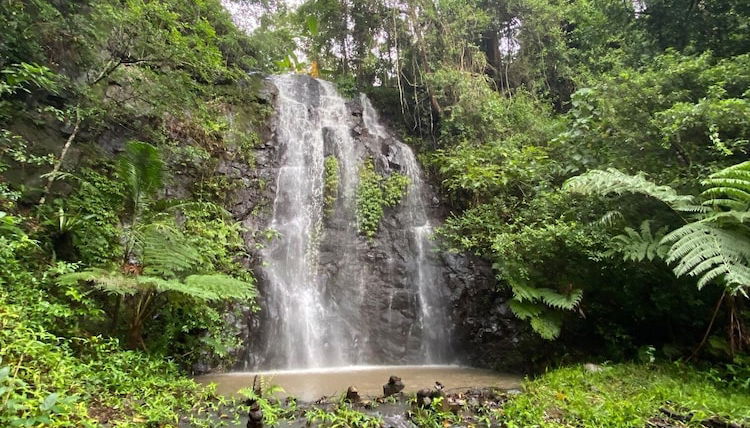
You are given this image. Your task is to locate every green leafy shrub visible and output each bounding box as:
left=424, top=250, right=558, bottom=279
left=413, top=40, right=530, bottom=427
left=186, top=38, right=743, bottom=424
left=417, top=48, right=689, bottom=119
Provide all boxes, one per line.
left=0, top=295, right=227, bottom=427
left=355, top=159, right=409, bottom=239
left=305, top=403, right=383, bottom=427
left=323, top=155, right=340, bottom=216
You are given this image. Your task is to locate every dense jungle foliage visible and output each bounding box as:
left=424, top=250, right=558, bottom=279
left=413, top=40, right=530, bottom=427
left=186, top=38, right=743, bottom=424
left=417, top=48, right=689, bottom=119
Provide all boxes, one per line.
left=1, top=0, right=749, bottom=426
left=254, top=0, right=750, bottom=355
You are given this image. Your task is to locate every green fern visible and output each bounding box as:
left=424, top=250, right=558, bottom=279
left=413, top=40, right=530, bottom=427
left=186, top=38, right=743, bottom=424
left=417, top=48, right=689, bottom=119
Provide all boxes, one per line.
left=609, top=220, right=671, bottom=262
left=508, top=299, right=544, bottom=320
left=505, top=276, right=582, bottom=340
left=509, top=279, right=543, bottom=302
left=538, top=288, right=584, bottom=310
left=702, top=161, right=750, bottom=212
left=663, top=222, right=750, bottom=295
left=58, top=268, right=139, bottom=295
left=564, top=168, right=702, bottom=212
left=59, top=270, right=254, bottom=301
left=140, top=223, right=203, bottom=278
left=530, top=314, right=562, bottom=340
left=568, top=162, right=750, bottom=297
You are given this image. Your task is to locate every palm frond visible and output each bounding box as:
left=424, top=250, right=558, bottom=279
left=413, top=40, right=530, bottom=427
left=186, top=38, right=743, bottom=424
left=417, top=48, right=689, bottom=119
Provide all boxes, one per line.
left=564, top=168, right=701, bottom=212
left=117, top=141, right=164, bottom=215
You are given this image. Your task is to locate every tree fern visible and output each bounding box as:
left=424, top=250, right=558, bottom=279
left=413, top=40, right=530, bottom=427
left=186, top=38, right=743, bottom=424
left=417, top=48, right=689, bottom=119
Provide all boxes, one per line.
left=58, top=268, right=139, bottom=295
left=702, top=161, right=750, bottom=212
left=59, top=271, right=255, bottom=301
left=140, top=222, right=202, bottom=278
left=568, top=162, right=750, bottom=297
left=564, top=168, right=701, bottom=212
left=663, top=222, right=750, bottom=296
left=608, top=220, right=670, bottom=262
left=182, top=275, right=255, bottom=300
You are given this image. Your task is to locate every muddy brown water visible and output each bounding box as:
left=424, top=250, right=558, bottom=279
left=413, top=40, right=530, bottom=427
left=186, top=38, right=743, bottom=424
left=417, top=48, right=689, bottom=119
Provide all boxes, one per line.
left=196, top=365, right=521, bottom=402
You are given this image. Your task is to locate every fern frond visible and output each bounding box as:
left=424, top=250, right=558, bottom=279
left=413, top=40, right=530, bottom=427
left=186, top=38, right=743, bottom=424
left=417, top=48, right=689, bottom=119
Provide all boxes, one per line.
left=140, top=223, right=202, bottom=278
left=701, top=161, right=750, bottom=211
left=705, top=211, right=750, bottom=224
left=182, top=274, right=255, bottom=301
left=609, top=220, right=670, bottom=261
left=508, top=280, right=543, bottom=302
left=663, top=222, right=750, bottom=295
left=597, top=210, right=624, bottom=227
left=508, top=299, right=544, bottom=320
left=530, top=314, right=562, bottom=340
left=538, top=288, right=583, bottom=310
left=58, top=269, right=139, bottom=295
left=564, top=168, right=700, bottom=212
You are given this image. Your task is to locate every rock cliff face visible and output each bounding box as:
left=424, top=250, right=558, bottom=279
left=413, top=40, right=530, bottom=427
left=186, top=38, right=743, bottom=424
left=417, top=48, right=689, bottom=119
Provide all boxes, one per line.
left=219, top=75, right=530, bottom=372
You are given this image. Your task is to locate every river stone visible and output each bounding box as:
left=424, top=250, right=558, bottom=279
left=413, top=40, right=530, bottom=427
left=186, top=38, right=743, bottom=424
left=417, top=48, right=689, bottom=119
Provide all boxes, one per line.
left=345, top=386, right=361, bottom=403
left=584, top=363, right=604, bottom=373
left=383, top=376, right=405, bottom=397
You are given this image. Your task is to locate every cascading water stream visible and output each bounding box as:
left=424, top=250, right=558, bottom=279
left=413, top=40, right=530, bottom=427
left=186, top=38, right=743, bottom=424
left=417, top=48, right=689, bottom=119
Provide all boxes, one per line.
left=360, top=95, right=453, bottom=363
left=254, top=75, right=453, bottom=370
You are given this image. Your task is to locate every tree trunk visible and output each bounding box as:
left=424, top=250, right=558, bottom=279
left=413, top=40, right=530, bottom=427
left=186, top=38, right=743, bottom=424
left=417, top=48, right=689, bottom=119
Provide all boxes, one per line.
left=39, top=111, right=81, bottom=205
left=110, top=295, right=122, bottom=334
left=482, top=29, right=501, bottom=80
left=128, top=318, right=146, bottom=351
left=727, top=295, right=749, bottom=357
left=406, top=1, right=442, bottom=117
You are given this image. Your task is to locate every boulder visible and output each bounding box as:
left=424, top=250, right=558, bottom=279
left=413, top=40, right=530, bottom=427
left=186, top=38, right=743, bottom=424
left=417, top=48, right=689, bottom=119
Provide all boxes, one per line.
left=246, top=399, right=263, bottom=428
left=382, top=375, right=405, bottom=397
left=345, top=386, right=361, bottom=403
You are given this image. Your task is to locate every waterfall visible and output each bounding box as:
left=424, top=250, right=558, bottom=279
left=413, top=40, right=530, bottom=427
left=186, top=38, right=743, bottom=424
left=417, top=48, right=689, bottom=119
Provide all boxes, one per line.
left=360, top=95, right=453, bottom=363
left=253, top=75, right=453, bottom=369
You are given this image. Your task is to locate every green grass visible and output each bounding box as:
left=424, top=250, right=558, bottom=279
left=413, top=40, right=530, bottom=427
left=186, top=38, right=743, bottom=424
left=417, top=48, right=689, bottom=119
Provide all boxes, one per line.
left=501, top=363, right=750, bottom=427
left=0, top=297, right=242, bottom=427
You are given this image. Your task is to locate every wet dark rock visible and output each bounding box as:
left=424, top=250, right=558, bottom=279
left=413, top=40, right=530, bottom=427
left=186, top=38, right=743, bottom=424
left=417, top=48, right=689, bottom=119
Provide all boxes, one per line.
left=245, top=399, right=263, bottom=428
left=345, top=386, right=361, bottom=403
left=416, top=389, right=432, bottom=408
left=383, top=376, right=405, bottom=397
left=201, top=75, right=533, bottom=371
left=415, top=386, right=444, bottom=408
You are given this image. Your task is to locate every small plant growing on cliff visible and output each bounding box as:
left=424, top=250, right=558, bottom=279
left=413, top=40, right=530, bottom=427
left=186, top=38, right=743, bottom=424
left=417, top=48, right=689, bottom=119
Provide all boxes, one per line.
left=323, top=155, right=340, bottom=216
left=355, top=159, right=409, bottom=239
